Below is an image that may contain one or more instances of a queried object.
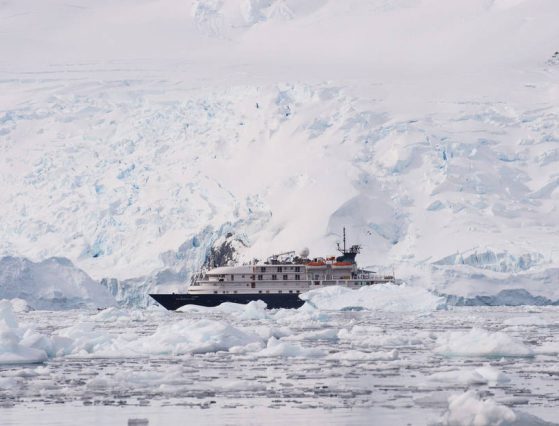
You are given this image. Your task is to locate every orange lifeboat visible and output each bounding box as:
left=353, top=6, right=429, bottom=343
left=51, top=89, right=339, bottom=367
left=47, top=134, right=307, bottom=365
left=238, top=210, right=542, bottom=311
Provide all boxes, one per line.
left=306, top=261, right=326, bottom=266
left=333, top=262, right=353, bottom=266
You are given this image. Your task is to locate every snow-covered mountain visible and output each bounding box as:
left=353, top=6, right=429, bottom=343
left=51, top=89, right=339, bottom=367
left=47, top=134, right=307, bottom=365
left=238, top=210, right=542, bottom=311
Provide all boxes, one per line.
left=1, top=0, right=558, bottom=306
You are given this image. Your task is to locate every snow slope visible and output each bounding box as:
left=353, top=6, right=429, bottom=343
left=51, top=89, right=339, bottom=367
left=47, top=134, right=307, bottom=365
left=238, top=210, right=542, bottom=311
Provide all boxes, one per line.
left=1, top=0, right=559, bottom=305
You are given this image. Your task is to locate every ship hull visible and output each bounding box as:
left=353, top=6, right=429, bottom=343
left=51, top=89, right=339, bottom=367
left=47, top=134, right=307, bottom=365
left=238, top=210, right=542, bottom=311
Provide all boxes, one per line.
left=149, top=293, right=305, bottom=310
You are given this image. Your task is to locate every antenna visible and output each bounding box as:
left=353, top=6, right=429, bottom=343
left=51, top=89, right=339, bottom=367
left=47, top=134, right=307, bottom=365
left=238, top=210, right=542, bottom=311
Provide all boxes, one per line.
left=343, top=227, right=346, bottom=253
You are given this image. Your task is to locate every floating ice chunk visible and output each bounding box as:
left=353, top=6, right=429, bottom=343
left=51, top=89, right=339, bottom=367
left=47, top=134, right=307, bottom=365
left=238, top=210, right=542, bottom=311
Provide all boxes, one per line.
left=255, top=337, right=325, bottom=358
left=219, top=380, right=267, bottom=392
left=428, top=366, right=509, bottom=386
left=0, top=300, right=47, bottom=365
left=503, top=316, right=548, bottom=326
left=0, top=330, right=48, bottom=365
left=177, top=300, right=269, bottom=320
left=86, top=376, right=112, bottom=390
left=440, top=390, right=516, bottom=426
left=0, top=376, right=24, bottom=389
left=236, top=300, right=269, bottom=320
left=300, top=284, right=446, bottom=312
left=55, top=323, right=115, bottom=356
left=435, top=328, right=533, bottom=358
left=428, top=369, right=488, bottom=385
left=328, top=349, right=399, bottom=361
left=0, top=300, right=49, bottom=364
left=285, top=328, right=339, bottom=341
left=92, top=307, right=146, bottom=322
left=132, top=319, right=264, bottom=355
left=475, top=365, right=511, bottom=384
left=0, top=300, right=18, bottom=329
left=273, top=303, right=331, bottom=325
left=8, top=298, right=32, bottom=313
left=337, top=325, right=427, bottom=347
left=534, top=341, right=559, bottom=355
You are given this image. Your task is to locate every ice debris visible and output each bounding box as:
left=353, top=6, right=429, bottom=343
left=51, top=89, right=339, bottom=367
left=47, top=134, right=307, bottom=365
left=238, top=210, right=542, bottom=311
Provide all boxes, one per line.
left=439, top=390, right=516, bottom=426
left=435, top=328, right=533, bottom=358
left=0, top=300, right=68, bottom=365
left=300, top=283, right=446, bottom=312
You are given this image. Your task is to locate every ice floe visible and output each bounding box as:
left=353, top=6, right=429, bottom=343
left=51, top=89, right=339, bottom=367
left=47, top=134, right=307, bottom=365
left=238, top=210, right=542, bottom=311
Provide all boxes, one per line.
left=0, top=300, right=50, bottom=364
left=439, top=390, right=516, bottom=426
left=255, top=336, right=325, bottom=358
left=435, top=328, right=533, bottom=358
left=427, top=366, right=510, bottom=386
left=300, top=283, right=446, bottom=312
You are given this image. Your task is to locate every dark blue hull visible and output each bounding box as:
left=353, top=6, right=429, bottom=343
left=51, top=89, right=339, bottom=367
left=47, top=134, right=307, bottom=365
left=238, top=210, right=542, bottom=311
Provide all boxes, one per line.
left=149, top=293, right=305, bottom=310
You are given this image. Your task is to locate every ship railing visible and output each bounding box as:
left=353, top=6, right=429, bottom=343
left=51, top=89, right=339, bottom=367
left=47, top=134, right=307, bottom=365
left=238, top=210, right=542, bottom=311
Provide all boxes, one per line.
left=191, top=278, right=395, bottom=290
left=355, top=273, right=394, bottom=281
left=193, top=280, right=310, bottom=288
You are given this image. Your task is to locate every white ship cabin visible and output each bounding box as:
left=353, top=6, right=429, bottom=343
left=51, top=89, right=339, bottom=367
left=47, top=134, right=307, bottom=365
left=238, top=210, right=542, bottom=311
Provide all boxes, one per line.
left=188, top=258, right=394, bottom=296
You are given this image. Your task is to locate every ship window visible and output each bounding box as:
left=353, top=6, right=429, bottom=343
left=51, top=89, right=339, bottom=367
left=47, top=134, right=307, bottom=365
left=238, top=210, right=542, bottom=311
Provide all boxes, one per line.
left=265, top=290, right=270, bottom=293
left=277, top=266, right=282, bottom=272
left=258, top=274, right=263, bottom=280
left=251, top=282, right=255, bottom=288
left=213, top=291, right=217, bottom=294
left=231, top=275, right=234, bottom=281
left=288, top=290, right=292, bottom=293
left=272, top=274, right=277, bottom=280
left=295, top=274, right=300, bottom=280
left=283, top=274, right=288, bottom=280
left=314, top=274, right=319, bottom=280
left=258, top=290, right=262, bottom=293
left=296, top=290, right=300, bottom=293
left=295, top=266, right=300, bottom=272
left=242, top=275, right=245, bottom=278
left=278, top=290, right=282, bottom=293
left=234, top=291, right=237, bottom=294
left=260, top=267, right=266, bottom=273
left=314, top=281, right=320, bottom=286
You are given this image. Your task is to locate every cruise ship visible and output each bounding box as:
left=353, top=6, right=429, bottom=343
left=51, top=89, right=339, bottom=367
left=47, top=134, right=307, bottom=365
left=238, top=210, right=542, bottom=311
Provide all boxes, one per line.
left=150, top=229, right=396, bottom=310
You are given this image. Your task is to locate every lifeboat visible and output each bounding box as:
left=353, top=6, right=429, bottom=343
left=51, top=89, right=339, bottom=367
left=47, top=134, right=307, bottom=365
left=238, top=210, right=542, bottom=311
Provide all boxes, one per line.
left=333, top=261, right=353, bottom=267
left=306, top=261, right=326, bottom=267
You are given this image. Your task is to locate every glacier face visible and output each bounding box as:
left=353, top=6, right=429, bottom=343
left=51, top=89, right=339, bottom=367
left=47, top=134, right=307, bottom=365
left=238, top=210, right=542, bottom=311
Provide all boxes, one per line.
left=1, top=0, right=559, bottom=305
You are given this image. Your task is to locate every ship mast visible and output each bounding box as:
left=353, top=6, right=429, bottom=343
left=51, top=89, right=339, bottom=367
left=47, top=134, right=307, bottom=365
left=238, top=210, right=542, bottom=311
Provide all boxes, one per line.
left=336, top=227, right=360, bottom=263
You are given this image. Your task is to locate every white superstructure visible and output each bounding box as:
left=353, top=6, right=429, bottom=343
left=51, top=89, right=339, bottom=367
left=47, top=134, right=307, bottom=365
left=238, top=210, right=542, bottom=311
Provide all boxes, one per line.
left=188, top=253, right=394, bottom=296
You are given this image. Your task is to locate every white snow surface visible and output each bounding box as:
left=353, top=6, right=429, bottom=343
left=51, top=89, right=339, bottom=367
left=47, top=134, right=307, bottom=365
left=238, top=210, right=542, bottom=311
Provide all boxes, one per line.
left=1, top=0, right=559, bottom=306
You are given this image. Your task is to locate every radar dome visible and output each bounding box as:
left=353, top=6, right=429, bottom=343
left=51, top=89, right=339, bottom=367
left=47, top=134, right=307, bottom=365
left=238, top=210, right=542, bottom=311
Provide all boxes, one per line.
left=299, top=247, right=310, bottom=258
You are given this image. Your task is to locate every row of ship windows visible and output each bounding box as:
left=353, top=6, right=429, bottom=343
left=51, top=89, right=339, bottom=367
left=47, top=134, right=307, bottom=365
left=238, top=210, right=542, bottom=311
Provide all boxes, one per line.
left=230, top=274, right=301, bottom=281
left=228, top=275, right=351, bottom=281
left=214, top=290, right=301, bottom=294
left=259, top=266, right=300, bottom=273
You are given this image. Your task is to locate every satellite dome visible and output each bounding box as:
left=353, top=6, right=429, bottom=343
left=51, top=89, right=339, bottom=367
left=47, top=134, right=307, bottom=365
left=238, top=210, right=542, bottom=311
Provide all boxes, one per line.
left=299, top=247, right=310, bottom=258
